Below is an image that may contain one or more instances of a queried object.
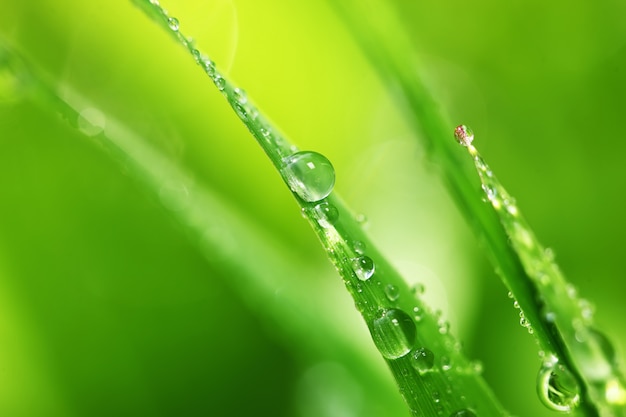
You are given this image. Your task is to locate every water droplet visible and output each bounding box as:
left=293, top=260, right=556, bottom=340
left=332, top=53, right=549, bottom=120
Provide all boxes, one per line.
left=370, top=309, right=416, bottom=359
left=282, top=151, right=335, bottom=203
left=411, top=347, right=434, bottom=374
left=168, top=17, right=180, bottom=31
left=471, top=360, right=484, bottom=375
left=441, top=356, right=452, bottom=371
left=438, top=319, right=450, bottom=335
left=450, top=409, right=476, bottom=417
left=481, top=183, right=497, bottom=201
left=233, top=102, right=248, bottom=120
left=385, top=284, right=400, bottom=302
left=454, top=125, right=474, bottom=147
left=214, top=75, right=226, bottom=91
left=412, top=306, right=424, bottom=322
left=412, top=283, right=425, bottom=296
left=77, top=107, right=106, bottom=137
left=201, top=57, right=216, bottom=77
left=314, top=202, right=339, bottom=228
left=355, top=213, right=368, bottom=224
left=352, top=240, right=366, bottom=255
left=233, top=88, right=247, bottom=104
left=537, top=359, right=581, bottom=412
left=352, top=256, right=375, bottom=281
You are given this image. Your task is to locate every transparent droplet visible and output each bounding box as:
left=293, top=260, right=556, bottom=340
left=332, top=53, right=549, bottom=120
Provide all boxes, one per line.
left=233, top=87, right=247, bottom=104
left=201, top=57, right=216, bottom=77
left=411, top=347, right=434, bottom=374
left=282, top=151, right=335, bottom=203
left=214, top=75, right=226, bottom=91
left=314, top=202, right=339, bottom=228
left=385, top=284, right=400, bottom=302
left=412, top=306, right=424, bottom=322
left=370, top=309, right=416, bottom=359
left=233, top=102, right=247, bottom=120
left=352, top=256, right=375, bottom=281
left=537, top=360, right=581, bottom=412
left=77, top=107, right=106, bottom=137
left=454, top=125, right=474, bottom=147
left=168, top=17, right=180, bottom=31
left=412, top=283, right=425, bottom=296
left=450, top=409, right=476, bottom=417
left=353, top=240, right=366, bottom=255
left=482, top=183, right=497, bottom=201
left=355, top=213, right=368, bottom=224
left=441, top=356, right=452, bottom=371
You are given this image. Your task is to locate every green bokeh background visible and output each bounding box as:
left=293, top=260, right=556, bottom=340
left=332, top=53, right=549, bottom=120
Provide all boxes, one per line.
left=1, top=1, right=625, bottom=416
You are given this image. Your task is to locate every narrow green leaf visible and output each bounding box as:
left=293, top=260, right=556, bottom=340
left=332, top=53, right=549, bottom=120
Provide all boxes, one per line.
left=131, top=1, right=509, bottom=416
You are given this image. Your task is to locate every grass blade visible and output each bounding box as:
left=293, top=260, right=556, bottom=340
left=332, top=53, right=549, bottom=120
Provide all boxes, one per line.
left=132, top=1, right=509, bottom=415
left=330, top=1, right=626, bottom=415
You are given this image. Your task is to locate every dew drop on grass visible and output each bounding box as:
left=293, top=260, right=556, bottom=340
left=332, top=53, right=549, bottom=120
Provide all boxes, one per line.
left=370, top=309, right=416, bottom=359
left=168, top=17, right=180, bottom=31
left=411, top=347, right=435, bottom=374
left=385, top=284, right=400, bottom=302
left=214, top=75, right=226, bottom=91
left=353, top=240, right=366, bottom=255
left=282, top=151, right=335, bottom=203
left=454, top=125, right=474, bottom=147
left=537, top=358, right=581, bottom=412
left=314, top=202, right=339, bottom=228
left=450, top=409, right=476, bottom=417
left=77, top=107, right=106, bottom=137
left=352, top=256, right=375, bottom=281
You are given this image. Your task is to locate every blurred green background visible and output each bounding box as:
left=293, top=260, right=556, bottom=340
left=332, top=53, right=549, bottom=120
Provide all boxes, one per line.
left=1, top=0, right=625, bottom=416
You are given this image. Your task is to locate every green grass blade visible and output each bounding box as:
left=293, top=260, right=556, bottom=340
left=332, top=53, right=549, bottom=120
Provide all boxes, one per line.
left=131, top=1, right=509, bottom=415
left=329, top=1, right=626, bottom=416
left=0, top=39, right=409, bottom=417
left=460, top=130, right=626, bottom=416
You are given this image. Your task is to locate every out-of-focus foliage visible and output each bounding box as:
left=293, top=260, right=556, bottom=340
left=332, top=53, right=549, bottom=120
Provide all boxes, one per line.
left=0, top=1, right=625, bottom=416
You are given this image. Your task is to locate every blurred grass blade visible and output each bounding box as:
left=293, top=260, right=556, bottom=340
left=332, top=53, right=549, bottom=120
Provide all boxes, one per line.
left=0, top=39, right=412, bottom=417
left=132, top=1, right=509, bottom=415
left=330, top=0, right=626, bottom=415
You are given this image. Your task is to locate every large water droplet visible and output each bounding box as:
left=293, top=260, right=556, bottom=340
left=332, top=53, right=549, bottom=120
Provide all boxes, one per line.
left=282, top=151, right=335, bottom=203
left=370, top=309, right=416, bottom=359
left=352, top=256, right=375, bottom=281
left=313, top=202, right=338, bottom=228
left=411, top=347, right=434, bottom=374
left=537, top=359, right=581, bottom=412
left=454, top=125, right=474, bottom=147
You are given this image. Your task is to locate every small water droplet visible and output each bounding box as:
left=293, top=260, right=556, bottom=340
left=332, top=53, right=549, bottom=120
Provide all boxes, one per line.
left=412, top=306, right=424, bottom=322
left=471, top=360, right=484, bottom=375
left=385, top=284, right=400, bottom=302
left=352, top=256, right=375, bottom=281
left=233, top=87, right=248, bottom=104
left=454, top=125, right=474, bottom=146
left=450, top=409, right=476, bottom=417
left=282, top=151, right=335, bottom=203
left=537, top=360, right=581, bottom=412
left=412, top=283, right=425, bottom=296
left=77, top=107, right=106, bottom=137
left=370, top=309, right=416, bottom=359
left=411, top=347, right=434, bottom=374
left=438, top=319, right=450, bottom=335
left=441, top=356, right=452, bottom=371
left=314, top=202, right=339, bottom=228
left=355, top=213, right=368, bottom=224
left=214, top=75, right=226, bottom=91
left=201, top=57, right=216, bottom=77
left=432, top=391, right=441, bottom=404
left=481, top=183, right=497, bottom=201
left=352, top=240, right=366, bottom=255
left=168, top=17, right=180, bottom=31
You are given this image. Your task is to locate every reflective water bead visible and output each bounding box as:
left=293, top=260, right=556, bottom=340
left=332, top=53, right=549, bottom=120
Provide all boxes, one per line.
left=282, top=151, right=335, bottom=203
left=314, top=202, right=339, bottom=228
left=168, top=17, right=180, bottom=31
left=385, top=284, right=400, bottom=302
left=352, top=256, right=375, bottom=281
left=450, top=409, right=476, bottom=417
left=352, top=240, right=366, bottom=255
left=411, top=347, right=435, bottom=374
left=454, top=125, right=474, bottom=147
left=370, top=309, right=416, bottom=359
left=537, top=360, right=581, bottom=412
